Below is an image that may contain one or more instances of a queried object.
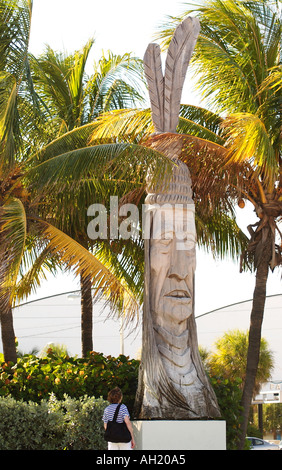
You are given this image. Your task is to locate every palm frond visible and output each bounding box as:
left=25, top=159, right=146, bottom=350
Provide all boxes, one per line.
left=88, top=108, right=154, bottom=144
left=0, top=71, right=17, bottom=165
left=256, top=65, right=282, bottom=143
left=27, top=142, right=173, bottom=199
left=68, top=38, right=94, bottom=113
left=156, top=0, right=281, bottom=114
left=143, top=131, right=246, bottom=219
left=196, top=208, right=249, bottom=262
left=0, top=0, right=33, bottom=167
left=14, top=242, right=61, bottom=304
left=222, top=113, right=278, bottom=187
left=93, top=237, right=144, bottom=305
left=192, top=34, right=257, bottom=114
left=0, top=197, right=27, bottom=298
left=30, top=47, right=76, bottom=129
left=28, top=121, right=101, bottom=164
left=178, top=104, right=225, bottom=145
left=33, top=218, right=140, bottom=322
left=87, top=51, right=146, bottom=118
left=146, top=131, right=227, bottom=161
left=89, top=105, right=225, bottom=146
left=30, top=47, right=146, bottom=139
left=0, top=0, right=32, bottom=83
left=179, top=104, right=223, bottom=132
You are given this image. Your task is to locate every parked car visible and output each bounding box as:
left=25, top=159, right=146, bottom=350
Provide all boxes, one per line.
left=247, top=437, right=280, bottom=450
left=278, top=440, right=282, bottom=450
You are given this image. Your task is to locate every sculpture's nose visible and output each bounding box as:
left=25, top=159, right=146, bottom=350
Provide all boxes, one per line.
left=167, top=242, right=187, bottom=281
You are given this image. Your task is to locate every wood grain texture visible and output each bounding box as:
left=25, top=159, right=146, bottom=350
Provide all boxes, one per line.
left=143, top=43, right=164, bottom=133
left=163, top=16, right=200, bottom=132
left=134, top=17, right=221, bottom=420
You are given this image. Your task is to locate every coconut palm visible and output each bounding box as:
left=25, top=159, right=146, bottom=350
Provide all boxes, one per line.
left=30, top=1, right=280, bottom=439
left=0, top=0, right=35, bottom=362
left=207, top=329, right=274, bottom=395
left=28, top=42, right=146, bottom=356
left=29, top=44, right=145, bottom=136
left=0, top=0, right=158, bottom=362
left=86, top=0, right=281, bottom=444
left=91, top=104, right=248, bottom=259
left=156, top=0, right=281, bottom=448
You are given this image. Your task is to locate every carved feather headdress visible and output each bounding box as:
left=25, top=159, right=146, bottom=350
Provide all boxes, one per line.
left=143, top=16, right=200, bottom=134
left=143, top=17, right=200, bottom=205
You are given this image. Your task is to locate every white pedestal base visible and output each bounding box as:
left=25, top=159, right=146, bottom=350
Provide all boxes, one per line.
left=132, top=420, right=226, bottom=450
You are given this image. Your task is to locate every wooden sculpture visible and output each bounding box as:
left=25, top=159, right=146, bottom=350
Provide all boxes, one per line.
left=134, top=17, right=221, bottom=419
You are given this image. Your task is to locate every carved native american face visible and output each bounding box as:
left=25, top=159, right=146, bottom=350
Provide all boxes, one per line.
left=149, top=205, right=196, bottom=332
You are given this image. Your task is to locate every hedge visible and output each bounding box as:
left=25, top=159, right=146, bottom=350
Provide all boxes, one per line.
left=0, top=394, right=107, bottom=450
left=0, top=349, right=244, bottom=449
left=0, top=350, right=139, bottom=414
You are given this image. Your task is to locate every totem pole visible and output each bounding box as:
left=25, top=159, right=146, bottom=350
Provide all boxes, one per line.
left=134, top=17, right=221, bottom=419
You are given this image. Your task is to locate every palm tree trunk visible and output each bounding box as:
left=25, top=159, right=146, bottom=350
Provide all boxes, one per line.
left=0, top=303, right=17, bottom=363
left=80, top=271, right=93, bottom=357
left=0, top=239, right=17, bottom=363
left=238, top=230, right=272, bottom=449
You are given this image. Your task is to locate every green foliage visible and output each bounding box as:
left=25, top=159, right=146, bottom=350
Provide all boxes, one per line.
left=263, top=403, right=282, bottom=434
left=207, top=329, right=274, bottom=395
left=48, top=394, right=107, bottom=450
left=210, top=375, right=243, bottom=450
left=199, top=328, right=274, bottom=449
left=0, top=349, right=246, bottom=449
left=0, top=394, right=107, bottom=450
left=0, top=396, right=62, bottom=450
left=0, top=350, right=139, bottom=449
left=199, top=343, right=246, bottom=449
left=0, top=350, right=139, bottom=413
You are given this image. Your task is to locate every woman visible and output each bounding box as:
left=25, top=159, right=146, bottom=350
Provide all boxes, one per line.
left=103, top=387, right=135, bottom=450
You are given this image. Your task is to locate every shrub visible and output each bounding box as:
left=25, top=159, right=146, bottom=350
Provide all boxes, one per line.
left=0, top=351, right=139, bottom=413
left=210, top=376, right=243, bottom=450
left=0, top=394, right=107, bottom=450
left=0, top=396, right=63, bottom=450
left=0, top=350, right=245, bottom=449
left=48, top=394, right=107, bottom=450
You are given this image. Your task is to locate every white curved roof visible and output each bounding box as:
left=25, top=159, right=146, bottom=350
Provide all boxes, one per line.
left=1, top=293, right=281, bottom=382
left=196, top=294, right=282, bottom=380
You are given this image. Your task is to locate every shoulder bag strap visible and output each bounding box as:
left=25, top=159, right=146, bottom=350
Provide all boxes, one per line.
left=113, top=403, right=121, bottom=422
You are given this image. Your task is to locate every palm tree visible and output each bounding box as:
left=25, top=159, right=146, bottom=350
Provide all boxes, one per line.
left=156, top=0, right=281, bottom=448
left=0, top=0, right=35, bottom=362
left=29, top=43, right=146, bottom=355
left=0, top=0, right=148, bottom=362
left=207, top=329, right=274, bottom=395
left=90, top=104, right=248, bottom=259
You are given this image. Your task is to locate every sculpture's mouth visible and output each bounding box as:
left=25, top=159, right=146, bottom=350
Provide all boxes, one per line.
left=165, top=289, right=190, bottom=300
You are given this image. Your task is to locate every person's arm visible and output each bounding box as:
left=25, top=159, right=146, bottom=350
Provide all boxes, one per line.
left=124, top=415, right=135, bottom=448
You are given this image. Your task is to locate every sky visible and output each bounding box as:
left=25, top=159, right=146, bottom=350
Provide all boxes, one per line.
left=29, top=0, right=185, bottom=57
left=29, top=0, right=201, bottom=105
left=26, top=0, right=281, bottom=316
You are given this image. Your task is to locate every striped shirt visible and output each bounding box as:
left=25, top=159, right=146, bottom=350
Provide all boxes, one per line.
left=102, top=403, right=130, bottom=424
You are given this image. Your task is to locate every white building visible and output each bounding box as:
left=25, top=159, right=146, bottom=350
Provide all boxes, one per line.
left=2, top=293, right=281, bottom=382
